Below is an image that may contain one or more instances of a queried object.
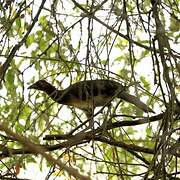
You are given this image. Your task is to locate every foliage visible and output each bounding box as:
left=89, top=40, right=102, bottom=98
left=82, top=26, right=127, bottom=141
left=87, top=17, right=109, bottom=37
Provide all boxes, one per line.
left=0, top=0, right=179, bottom=179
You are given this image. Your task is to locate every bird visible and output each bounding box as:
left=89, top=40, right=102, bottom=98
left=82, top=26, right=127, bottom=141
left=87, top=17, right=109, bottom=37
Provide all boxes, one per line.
left=28, top=79, right=154, bottom=114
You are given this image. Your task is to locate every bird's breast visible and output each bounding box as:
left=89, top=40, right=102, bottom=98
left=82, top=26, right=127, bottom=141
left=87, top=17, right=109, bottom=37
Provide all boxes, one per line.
left=65, top=95, right=113, bottom=110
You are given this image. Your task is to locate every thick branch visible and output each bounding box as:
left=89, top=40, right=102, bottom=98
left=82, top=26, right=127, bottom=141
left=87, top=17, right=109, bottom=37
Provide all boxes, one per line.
left=0, top=123, right=90, bottom=180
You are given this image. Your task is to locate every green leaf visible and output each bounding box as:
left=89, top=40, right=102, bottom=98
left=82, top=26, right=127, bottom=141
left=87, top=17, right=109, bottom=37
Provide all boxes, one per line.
left=140, top=76, right=150, bottom=90
left=6, top=69, right=15, bottom=86
left=39, top=16, right=48, bottom=27
left=26, top=33, right=35, bottom=47
left=170, top=16, right=180, bottom=32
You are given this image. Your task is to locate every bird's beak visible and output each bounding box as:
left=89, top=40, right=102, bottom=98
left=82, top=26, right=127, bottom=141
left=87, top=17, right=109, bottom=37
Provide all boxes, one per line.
left=28, top=84, right=37, bottom=89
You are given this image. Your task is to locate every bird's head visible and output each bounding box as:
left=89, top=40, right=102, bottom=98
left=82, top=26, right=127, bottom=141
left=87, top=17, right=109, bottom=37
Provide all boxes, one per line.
left=28, top=80, right=52, bottom=91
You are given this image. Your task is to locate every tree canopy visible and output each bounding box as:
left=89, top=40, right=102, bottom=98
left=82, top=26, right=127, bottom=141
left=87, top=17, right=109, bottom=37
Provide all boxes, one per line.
left=0, top=0, right=179, bottom=179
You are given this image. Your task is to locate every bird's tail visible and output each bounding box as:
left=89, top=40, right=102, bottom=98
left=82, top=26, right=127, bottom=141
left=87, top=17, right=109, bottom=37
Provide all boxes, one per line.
left=119, top=91, right=154, bottom=113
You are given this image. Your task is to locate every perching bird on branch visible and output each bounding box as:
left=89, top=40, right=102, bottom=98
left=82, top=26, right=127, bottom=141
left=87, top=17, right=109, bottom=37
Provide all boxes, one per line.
left=28, top=79, right=154, bottom=114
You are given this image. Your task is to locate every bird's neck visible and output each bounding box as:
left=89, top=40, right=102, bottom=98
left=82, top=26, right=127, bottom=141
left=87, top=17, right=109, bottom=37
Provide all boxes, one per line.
left=42, top=84, right=63, bottom=103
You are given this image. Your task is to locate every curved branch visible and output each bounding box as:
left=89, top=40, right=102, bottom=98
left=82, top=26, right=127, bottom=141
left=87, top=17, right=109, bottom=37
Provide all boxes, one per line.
left=0, top=123, right=91, bottom=180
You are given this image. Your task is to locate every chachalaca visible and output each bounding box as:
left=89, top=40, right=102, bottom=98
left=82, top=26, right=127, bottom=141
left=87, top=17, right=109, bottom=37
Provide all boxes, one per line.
left=28, top=79, right=154, bottom=113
